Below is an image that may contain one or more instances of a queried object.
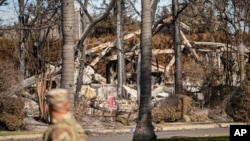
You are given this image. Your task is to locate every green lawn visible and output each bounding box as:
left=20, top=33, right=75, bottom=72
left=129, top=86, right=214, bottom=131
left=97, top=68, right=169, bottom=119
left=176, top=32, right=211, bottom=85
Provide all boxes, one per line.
left=155, top=136, right=229, bottom=141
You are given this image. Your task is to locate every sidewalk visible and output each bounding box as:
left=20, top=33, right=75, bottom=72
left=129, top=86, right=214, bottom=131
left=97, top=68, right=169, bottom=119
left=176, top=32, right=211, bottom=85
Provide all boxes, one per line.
left=84, top=121, right=246, bottom=134
left=0, top=122, right=246, bottom=140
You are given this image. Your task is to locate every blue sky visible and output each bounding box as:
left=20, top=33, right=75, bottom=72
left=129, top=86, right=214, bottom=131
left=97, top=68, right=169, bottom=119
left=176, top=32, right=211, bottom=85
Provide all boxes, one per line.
left=0, top=0, right=19, bottom=25
left=0, top=0, right=171, bottom=25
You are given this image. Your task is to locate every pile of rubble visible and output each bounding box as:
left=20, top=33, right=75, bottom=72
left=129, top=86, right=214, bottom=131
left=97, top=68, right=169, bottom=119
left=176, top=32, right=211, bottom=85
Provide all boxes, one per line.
left=78, top=84, right=172, bottom=125
left=24, top=84, right=173, bottom=125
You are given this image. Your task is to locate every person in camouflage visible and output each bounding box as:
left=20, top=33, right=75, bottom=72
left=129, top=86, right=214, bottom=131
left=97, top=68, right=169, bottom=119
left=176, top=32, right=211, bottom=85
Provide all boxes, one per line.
left=43, top=88, right=86, bottom=141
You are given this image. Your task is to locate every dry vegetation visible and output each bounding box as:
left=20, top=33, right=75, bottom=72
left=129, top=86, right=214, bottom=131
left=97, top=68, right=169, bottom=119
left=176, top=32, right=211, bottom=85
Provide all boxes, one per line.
left=0, top=97, right=25, bottom=131
left=0, top=39, right=20, bottom=95
left=1, top=30, right=250, bottom=130
left=152, top=95, right=193, bottom=123
left=0, top=39, right=26, bottom=131
left=226, top=63, right=250, bottom=123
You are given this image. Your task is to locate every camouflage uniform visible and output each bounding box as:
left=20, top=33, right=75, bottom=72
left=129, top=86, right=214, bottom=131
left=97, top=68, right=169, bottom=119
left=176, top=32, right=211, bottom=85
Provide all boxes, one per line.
left=43, top=88, right=86, bottom=141
left=43, top=113, right=86, bottom=141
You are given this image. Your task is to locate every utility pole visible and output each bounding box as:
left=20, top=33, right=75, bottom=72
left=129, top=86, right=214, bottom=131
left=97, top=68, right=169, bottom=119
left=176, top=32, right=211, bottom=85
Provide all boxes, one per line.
left=172, top=0, right=183, bottom=94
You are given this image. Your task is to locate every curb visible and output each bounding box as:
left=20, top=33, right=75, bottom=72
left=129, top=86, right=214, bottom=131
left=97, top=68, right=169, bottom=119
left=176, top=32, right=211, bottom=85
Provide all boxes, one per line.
left=0, top=134, right=42, bottom=140
left=84, top=122, right=246, bottom=134
left=154, top=122, right=247, bottom=131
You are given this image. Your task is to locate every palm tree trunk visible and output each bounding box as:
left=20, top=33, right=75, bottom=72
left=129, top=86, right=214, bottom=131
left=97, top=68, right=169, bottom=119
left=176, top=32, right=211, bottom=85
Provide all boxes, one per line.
left=133, top=0, right=156, bottom=140
left=117, top=0, right=126, bottom=99
left=19, top=0, right=25, bottom=81
left=61, top=0, right=75, bottom=111
left=173, top=0, right=183, bottom=94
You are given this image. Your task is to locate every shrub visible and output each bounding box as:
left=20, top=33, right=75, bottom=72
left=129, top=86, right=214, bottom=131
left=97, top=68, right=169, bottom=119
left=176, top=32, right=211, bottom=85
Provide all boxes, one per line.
left=225, top=63, right=250, bottom=123
left=0, top=39, right=25, bottom=130
left=205, top=84, right=237, bottom=109
left=0, top=97, right=25, bottom=131
left=226, top=81, right=250, bottom=123
left=152, top=95, right=192, bottom=123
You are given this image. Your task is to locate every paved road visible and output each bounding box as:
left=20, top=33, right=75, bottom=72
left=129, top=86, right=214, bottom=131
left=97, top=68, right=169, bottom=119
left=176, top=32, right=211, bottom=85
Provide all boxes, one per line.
left=88, top=127, right=230, bottom=141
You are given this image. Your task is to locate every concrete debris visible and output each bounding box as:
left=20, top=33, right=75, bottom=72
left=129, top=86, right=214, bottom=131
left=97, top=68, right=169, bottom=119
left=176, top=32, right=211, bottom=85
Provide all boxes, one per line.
left=122, top=85, right=171, bottom=101
left=96, top=85, right=117, bottom=101
left=152, top=86, right=172, bottom=101
left=80, top=85, right=97, bottom=100
left=80, top=85, right=173, bottom=123
left=122, top=85, right=137, bottom=100
left=24, top=98, right=39, bottom=117
left=80, top=66, right=106, bottom=84
left=74, top=61, right=106, bottom=85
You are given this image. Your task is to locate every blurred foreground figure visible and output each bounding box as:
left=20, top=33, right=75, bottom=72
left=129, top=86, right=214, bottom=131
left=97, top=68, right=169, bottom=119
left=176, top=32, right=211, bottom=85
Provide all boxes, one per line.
left=43, top=88, right=86, bottom=141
